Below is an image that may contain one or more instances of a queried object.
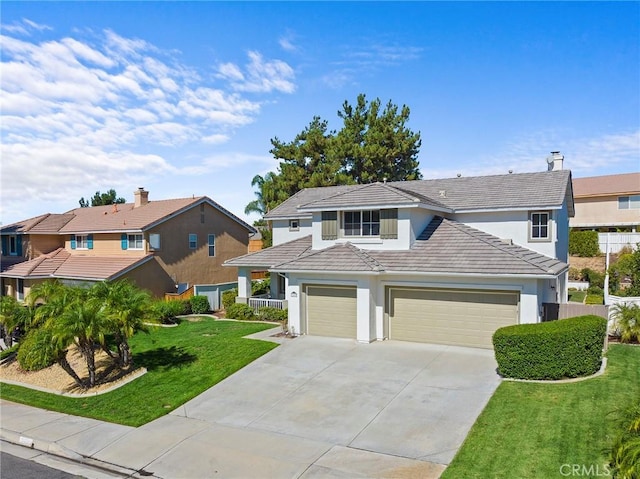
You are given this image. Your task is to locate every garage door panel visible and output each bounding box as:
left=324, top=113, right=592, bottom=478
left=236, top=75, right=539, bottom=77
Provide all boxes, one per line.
left=306, top=286, right=357, bottom=339
left=390, top=288, right=518, bottom=349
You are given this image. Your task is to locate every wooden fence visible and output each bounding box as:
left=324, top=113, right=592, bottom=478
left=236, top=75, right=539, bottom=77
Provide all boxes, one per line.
left=164, top=286, right=194, bottom=302
left=542, top=302, right=609, bottom=322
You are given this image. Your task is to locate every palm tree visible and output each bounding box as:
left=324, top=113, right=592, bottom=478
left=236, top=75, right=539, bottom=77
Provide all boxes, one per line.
left=610, top=302, right=640, bottom=343
left=0, top=296, right=33, bottom=346
left=29, top=280, right=76, bottom=328
left=55, top=296, right=107, bottom=388
left=90, top=280, right=150, bottom=368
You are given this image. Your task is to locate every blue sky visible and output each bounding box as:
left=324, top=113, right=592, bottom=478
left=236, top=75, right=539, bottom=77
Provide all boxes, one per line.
left=1, top=1, right=639, bottom=225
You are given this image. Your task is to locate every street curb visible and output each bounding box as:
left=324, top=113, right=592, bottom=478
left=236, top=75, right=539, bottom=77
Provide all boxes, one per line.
left=1, top=429, right=148, bottom=478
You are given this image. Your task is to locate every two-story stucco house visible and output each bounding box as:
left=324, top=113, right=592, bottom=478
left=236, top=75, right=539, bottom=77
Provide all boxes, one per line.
left=225, top=166, right=574, bottom=349
left=1, top=188, right=255, bottom=300
left=570, top=172, right=640, bottom=232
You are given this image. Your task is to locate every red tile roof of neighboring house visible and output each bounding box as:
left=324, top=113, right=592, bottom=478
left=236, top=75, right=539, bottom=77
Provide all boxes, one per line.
left=1, top=247, right=153, bottom=281
left=0, top=213, right=73, bottom=235
left=572, top=172, right=640, bottom=198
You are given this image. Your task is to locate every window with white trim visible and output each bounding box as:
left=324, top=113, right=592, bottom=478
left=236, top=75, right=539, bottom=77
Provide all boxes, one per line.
left=530, top=211, right=550, bottom=240
left=75, top=235, right=89, bottom=249
left=127, top=234, right=143, bottom=250
left=208, top=234, right=215, bottom=257
left=343, top=210, right=380, bottom=236
left=289, top=219, right=299, bottom=231
left=618, top=195, right=640, bottom=210
left=189, top=234, right=197, bottom=250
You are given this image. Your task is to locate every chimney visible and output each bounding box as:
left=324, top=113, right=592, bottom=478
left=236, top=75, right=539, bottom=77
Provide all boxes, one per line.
left=134, top=187, right=149, bottom=208
left=546, top=151, right=564, bottom=171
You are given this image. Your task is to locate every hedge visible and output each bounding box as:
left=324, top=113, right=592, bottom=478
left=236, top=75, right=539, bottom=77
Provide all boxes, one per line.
left=493, top=315, right=607, bottom=380
left=190, top=295, right=210, bottom=314
left=569, top=230, right=600, bottom=257
left=225, top=303, right=255, bottom=321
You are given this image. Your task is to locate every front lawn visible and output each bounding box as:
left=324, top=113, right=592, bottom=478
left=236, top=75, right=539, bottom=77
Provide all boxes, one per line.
left=0, top=318, right=278, bottom=426
left=568, top=290, right=586, bottom=303
left=442, top=344, right=640, bottom=478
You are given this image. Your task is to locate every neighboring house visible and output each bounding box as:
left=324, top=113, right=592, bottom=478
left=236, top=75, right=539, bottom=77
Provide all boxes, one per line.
left=571, top=172, right=640, bottom=232
left=225, top=165, right=574, bottom=349
left=1, top=188, right=255, bottom=300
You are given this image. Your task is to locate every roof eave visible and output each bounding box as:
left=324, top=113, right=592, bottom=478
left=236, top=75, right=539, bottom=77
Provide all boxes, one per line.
left=454, top=205, right=563, bottom=214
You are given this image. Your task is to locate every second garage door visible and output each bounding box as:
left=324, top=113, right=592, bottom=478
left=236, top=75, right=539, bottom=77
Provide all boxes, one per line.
left=306, top=285, right=357, bottom=338
left=389, top=288, right=519, bottom=349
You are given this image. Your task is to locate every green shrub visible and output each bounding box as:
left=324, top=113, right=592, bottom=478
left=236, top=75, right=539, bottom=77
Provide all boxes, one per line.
left=225, top=303, right=255, bottom=321
left=252, top=280, right=270, bottom=296
left=582, top=268, right=605, bottom=289
left=609, top=402, right=640, bottom=479
left=181, top=300, right=193, bottom=315
left=151, top=300, right=184, bottom=324
left=493, top=315, right=607, bottom=380
left=257, top=307, right=287, bottom=322
left=190, top=295, right=210, bottom=314
left=569, top=230, right=600, bottom=257
left=222, top=288, right=238, bottom=310
left=17, top=328, right=56, bottom=371
left=587, top=285, right=604, bottom=295
left=0, top=344, right=18, bottom=360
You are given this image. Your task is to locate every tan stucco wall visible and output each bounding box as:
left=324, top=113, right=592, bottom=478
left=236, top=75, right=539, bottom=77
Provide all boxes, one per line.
left=149, top=203, right=248, bottom=287
left=120, top=258, right=175, bottom=297
left=27, top=235, right=65, bottom=258
left=571, top=196, right=640, bottom=229
left=64, top=233, right=147, bottom=256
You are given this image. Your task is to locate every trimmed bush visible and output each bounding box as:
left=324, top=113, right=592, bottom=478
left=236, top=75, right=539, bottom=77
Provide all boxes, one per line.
left=181, top=300, right=193, bottom=315
left=585, top=294, right=604, bottom=305
left=257, top=307, right=287, bottom=322
left=222, top=288, right=238, bottom=310
left=225, top=303, right=255, bottom=321
left=151, top=300, right=184, bottom=324
left=17, top=328, right=56, bottom=371
left=569, top=230, right=600, bottom=257
left=493, top=315, right=607, bottom=380
left=190, top=295, right=210, bottom=314
left=582, top=268, right=605, bottom=289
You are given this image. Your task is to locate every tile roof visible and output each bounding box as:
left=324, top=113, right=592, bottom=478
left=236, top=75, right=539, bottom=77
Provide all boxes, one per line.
left=265, top=170, right=573, bottom=218
left=0, top=248, right=153, bottom=280
left=224, top=235, right=313, bottom=268
left=370, top=217, right=566, bottom=276
left=3, top=196, right=255, bottom=236
left=572, top=172, right=640, bottom=198
left=298, top=182, right=448, bottom=211
left=0, top=214, right=74, bottom=235
left=237, top=217, right=566, bottom=277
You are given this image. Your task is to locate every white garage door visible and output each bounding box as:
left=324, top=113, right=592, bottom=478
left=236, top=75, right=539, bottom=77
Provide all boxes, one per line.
left=306, top=285, right=357, bottom=338
left=389, top=288, right=519, bottom=349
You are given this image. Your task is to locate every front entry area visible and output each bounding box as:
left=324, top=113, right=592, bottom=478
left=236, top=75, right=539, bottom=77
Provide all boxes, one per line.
left=388, top=288, right=519, bottom=349
left=305, top=285, right=357, bottom=339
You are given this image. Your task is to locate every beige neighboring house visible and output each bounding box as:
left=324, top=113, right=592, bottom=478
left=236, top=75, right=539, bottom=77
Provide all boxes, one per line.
left=571, top=172, right=640, bottom=232
left=0, top=188, right=255, bottom=300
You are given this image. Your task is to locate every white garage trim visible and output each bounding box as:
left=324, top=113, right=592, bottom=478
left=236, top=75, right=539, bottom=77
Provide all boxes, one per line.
left=387, top=287, right=520, bottom=349
left=305, top=285, right=357, bottom=338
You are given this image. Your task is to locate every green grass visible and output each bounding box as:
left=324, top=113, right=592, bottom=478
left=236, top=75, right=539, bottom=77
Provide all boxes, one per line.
left=442, top=345, right=640, bottom=479
left=0, top=318, right=278, bottom=426
left=568, top=290, right=586, bottom=303
left=586, top=294, right=605, bottom=305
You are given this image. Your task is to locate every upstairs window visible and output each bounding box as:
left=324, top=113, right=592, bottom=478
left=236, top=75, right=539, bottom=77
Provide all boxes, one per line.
left=71, top=234, right=93, bottom=250
left=618, top=195, right=640, bottom=210
left=2, top=235, right=22, bottom=256
left=530, top=212, right=550, bottom=241
left=208, top=234, right=216, bottom=257
left=189, top=233, right=197, bottom=249
left=120, top=233, right=142, bottom=250
left=289, top=219, right=299, bottom=231
left=344, top=210, right=380, bottom=237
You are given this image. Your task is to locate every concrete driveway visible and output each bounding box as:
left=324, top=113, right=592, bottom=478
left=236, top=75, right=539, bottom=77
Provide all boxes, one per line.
left=4, top=331, right=501, bottom=478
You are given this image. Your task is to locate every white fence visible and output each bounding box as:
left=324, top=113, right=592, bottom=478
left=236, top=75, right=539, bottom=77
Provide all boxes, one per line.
left=248, top=297, right=286, bottom=313
left=606, top=295, right=640, bottom=332
left=599, top=233, right=640, bottom=254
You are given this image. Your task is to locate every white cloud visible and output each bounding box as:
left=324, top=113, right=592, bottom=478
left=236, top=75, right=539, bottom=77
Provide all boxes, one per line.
left=279, top=33, right=298, bottom=52
left=1, top=18, right=52, bottom=36
left=217, top=51, right=296, bottom=93
left=0, top=24, right=297, bottom=222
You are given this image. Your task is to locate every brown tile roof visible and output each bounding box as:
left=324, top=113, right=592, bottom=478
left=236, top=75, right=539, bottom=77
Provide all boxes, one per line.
left=0, top=214, right=74, bottom=235
left=235, top=217, right=566, bottom=277
left=572, top=172, right=640, bottom=198
left=0, top=248, right=153, bottom=280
